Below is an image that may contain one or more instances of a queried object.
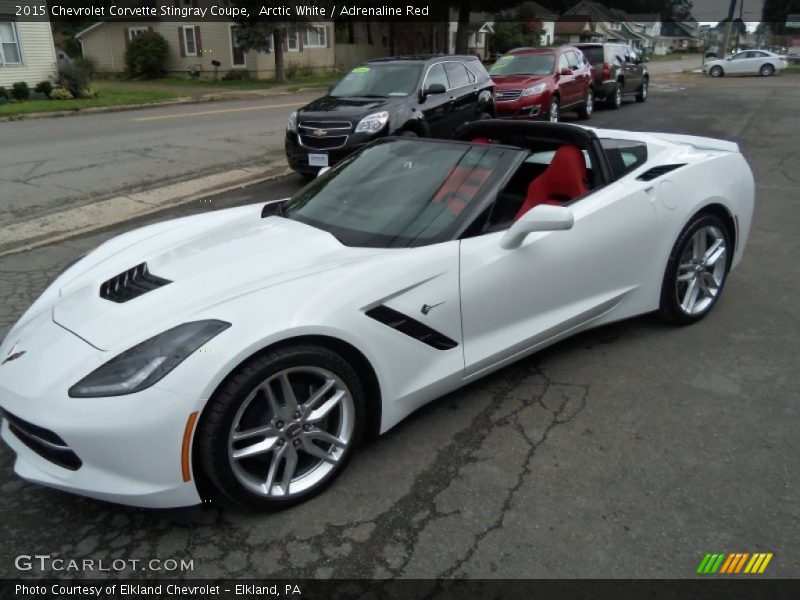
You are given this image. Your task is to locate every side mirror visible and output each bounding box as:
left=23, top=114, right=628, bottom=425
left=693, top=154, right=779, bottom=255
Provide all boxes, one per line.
left=499, top=205, right=574, bottom=250
left=317, top=166, right=331, bottom=178
left=559, top=67, right=573, bottom=76
left=419, top=83, right=445, bottom=102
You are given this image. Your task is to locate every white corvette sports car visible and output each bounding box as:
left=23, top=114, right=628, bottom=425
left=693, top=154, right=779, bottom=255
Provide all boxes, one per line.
left=0, top=122, right=754, bottom=510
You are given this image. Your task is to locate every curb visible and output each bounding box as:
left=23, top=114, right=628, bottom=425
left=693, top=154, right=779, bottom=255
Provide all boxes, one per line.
left=0, top=162, right=293, bottom=257
left=0, top=85, right=327, bottom=122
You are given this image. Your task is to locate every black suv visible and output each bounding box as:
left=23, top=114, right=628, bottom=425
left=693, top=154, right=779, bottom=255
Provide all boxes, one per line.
left=571, top=43, right=648, bottom=109
left=285, top=55, right=495, bottom=177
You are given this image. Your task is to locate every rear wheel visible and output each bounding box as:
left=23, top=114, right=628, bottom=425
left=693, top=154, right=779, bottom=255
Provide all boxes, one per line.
left=198, top=345, right=365, bottom=509
left=577, top=88, right=594, bottom=119
left=636, top=78, right=648, bottom=102
left=760, top=63, right=775, bottom=76
left=658, top=214, right=731, bottom=325
left=548, top=96, right=560, bottom=122
left=607, top=83, right=622, bottom=109
left=710, top=66, right=724, bottom=77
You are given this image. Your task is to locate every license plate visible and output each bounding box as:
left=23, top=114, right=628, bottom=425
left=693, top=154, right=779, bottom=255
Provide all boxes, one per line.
left=308, top=153, right=329, bottom=167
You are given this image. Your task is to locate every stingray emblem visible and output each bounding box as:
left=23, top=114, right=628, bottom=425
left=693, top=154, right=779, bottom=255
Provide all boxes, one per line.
left=421, top=302, right=444, bottom=315
left=2, top=342, right=25, bottom=366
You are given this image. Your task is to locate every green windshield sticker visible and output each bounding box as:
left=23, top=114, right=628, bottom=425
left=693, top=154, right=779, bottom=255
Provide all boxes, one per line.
left=353, top=67, right=370, bottom=73
left=498, top=56, right=514, bottom=61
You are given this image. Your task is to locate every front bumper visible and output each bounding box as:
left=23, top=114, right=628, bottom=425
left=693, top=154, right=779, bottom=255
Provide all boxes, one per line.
left=0, top=313, right=204, bottom=508
left=285, top=131, right=373, bottom=175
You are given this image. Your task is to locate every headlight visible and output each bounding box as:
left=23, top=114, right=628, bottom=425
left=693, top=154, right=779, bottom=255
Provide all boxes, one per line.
left=68, top=320, right=230, bottom=398
left=287, top=111, right=297, bottom=132
left=355, top=111, right=389, bottom=134
left=521, top=83, right=547, bottom=97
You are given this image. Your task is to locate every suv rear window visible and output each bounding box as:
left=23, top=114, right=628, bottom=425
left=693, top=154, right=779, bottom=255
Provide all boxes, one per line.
left=580, top=46, right=604, bottom=64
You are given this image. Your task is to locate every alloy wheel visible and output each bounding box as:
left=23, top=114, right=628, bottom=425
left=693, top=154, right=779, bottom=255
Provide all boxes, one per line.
left=227, top=366, right=355, bottom=498
left=675, top=225, right=727, bottom=316
left=585, top=90, right=594, bottom=115
left=614, top=86, right=622, bottom=107
left=549, top=99, right=559, bottom=122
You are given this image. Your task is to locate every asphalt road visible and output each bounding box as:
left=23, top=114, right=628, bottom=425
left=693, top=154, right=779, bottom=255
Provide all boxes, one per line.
left=0, top=70, right=798, bottom=579
left=0, top=92, right=320, bottom=227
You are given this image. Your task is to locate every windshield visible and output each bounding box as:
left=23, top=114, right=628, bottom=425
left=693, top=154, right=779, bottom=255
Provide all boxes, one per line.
left=330, top=64, right=423, bottom=98
left=489, top=54, right=555, bottom=76
left=283, top=140, right=521, bottom=247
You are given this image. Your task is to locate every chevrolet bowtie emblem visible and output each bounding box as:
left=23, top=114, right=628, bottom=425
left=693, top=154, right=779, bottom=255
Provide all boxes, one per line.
left=313, top=129, right=327, bottom=137
left=2, top=342, right=25, bottom=366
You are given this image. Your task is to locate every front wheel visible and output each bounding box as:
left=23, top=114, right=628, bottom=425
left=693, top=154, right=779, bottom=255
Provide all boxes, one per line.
left=636, top=79, right=648, bottom=102
left=760, top=63, right=775, bottom=76
left=548, top=96, right=560, bottom=122
left=710, top=66, right=724, bottom=77
left=197, top=345, right=365, bottom=509
left=577, top=89, right=594, bottom=119
left=658, top=214, right=731, bottom=325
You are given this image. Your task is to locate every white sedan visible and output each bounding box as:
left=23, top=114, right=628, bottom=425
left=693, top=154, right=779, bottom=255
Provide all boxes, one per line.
left=703, top=49, right=788, bottom=77
left=0, top=122, right=755, bottom=510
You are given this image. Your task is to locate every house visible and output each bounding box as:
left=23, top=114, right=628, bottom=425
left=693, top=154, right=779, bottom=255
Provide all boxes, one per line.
left=554, top=17, right=603, bottom=44
left=562, top=1, right=652, bottom=49
left=77, top=16, right=333, bottom=79
left=448, top=10, right=494, bottom=58
left=0, top=15, right=57, bottom=88
left=628, top=13, right=661, bottom=54
left=659, top=19, right=702, bottom=54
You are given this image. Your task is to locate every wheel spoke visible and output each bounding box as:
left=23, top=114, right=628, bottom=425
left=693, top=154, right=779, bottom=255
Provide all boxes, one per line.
left=681, top=277, right=700, bottom=313
left=305, top=428, right=347, bottom=449
left=307, top=389, right=346, bottom=423
left=279, top=372, right=299, bottom=411
left=233, top=424, right=276, bottom=442
left=702, top=272, right=720, bottom=296
left=232, top=435, right=280, bottom=460
left=264, top=443, right=286, bottom=492
left=301, top=378, right=336, bottom=415
left=263, top=383, right=283, bottom=420
left=692, top=230, right=706, bottom=260
left=300, top=438, right=338, bottom=464
left=704, top=244, right=726, bottom=269
left=280, top=446, right=299, bottom=493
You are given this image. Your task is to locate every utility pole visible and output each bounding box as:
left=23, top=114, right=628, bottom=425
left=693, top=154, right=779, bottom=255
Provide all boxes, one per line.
left=719, top=0, right=738, bottom=57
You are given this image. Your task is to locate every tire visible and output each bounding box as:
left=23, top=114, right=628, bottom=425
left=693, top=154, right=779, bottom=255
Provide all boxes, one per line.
left=577, top=88, right=594, bottom=120
left=710, top=66, right=723, bottom=77
left=197, top=344, right=366, bottom=509
left=658, top=214, right=732, bottom=325
left=636, top=78, right=648, bottom=102
left=399, top=130, right=418, bottom=138
left=478, top=111, right=493, bottom=120
left=548, top=96, right=560, bottom=122
left=760, top=63, right=775, bottom=76
left=607, top=83, right=622, bottom=109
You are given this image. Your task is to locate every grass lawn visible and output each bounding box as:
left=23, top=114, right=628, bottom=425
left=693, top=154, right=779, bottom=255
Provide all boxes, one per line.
left=0, top=82, right=184, bottom=117
left=145, top=72, right=341, bottom=90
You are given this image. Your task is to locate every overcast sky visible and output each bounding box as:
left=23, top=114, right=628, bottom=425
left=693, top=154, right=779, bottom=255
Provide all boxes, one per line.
left=692, top=0, right=764, bottom=22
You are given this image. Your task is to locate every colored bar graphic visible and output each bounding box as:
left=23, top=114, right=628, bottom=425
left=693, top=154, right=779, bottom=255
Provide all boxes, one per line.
left=710, top=553, right=725, bottom=573
left=719, top=553, right=736, bottom=574
left=700, top=552, right=774, bottom=574
left=758, top=553, right=773, bottom=573
left=696, top=554, right=712, bottom=574
left=734, top=553, right=749, bottom=573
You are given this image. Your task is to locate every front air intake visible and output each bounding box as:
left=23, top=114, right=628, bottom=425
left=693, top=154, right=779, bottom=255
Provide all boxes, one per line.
left=99, top=262, right=171, bottom=303
left=636, top=164, right=686, bottom=181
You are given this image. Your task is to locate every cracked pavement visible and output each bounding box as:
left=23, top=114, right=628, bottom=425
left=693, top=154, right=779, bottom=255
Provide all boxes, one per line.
left=0, top=72, right=798, bottom=579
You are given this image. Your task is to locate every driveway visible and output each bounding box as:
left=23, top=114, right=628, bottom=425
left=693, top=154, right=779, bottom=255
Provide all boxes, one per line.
left=0, top=72, right=798, bottom=579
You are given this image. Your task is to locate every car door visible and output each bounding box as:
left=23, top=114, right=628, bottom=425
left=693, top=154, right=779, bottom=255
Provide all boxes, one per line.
left=444, top=61, right=478, bottom=127
left=726, top=51, right=748, bottom=74
left=458, top=144, right=660, bottom=377
left=624, top=48, right=643, bottom=89
left=556, top=52, right=579, bottom=106
left=567, top=50, right=591, bottom=100
left=420, top=62, right=454, bottom=137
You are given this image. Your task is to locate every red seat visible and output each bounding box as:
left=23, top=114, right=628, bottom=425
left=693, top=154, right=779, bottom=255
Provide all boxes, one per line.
left=471, top=137, right=493, bottom=144
left=433, top=167, right=490, bottom=216
left=514, top=145, right=588, bottom=220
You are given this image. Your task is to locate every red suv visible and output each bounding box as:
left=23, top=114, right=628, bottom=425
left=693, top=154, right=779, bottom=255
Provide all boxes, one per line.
left=489, top=47, right=594, bottom=122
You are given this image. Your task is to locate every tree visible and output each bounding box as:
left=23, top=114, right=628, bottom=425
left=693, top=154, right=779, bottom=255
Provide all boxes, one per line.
left=490, top=6, right=546, bottom=53
left=124, top=31, right=168, bottom=79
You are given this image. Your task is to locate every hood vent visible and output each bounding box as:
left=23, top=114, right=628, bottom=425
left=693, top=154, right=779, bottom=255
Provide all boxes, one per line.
left=99, top=262, right=171, bottom=303
left=366, top=305, right=458, bottom=350
left=636, top=163, right=686, bottom=181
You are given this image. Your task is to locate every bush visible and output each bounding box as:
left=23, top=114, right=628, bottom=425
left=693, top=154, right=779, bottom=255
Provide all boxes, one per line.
left=81, top=87, right=99, bottom=98
left=35, top=80, right=53, bottom=97
left=124, top=31, right=168, bottom=78
left=0, top=96, right=8, bottom=105
left=32, top=92, right=48, bottom=101
left=56, top=62, right=90, bottom=97
left=50, top=87, right=74, bottom=100
left=0, top=86, right=8, bottom=100
left=11, top=81, right=30, bottom=100
left=73, top=57, right=96, bottom=78
left=221, top=69, right=252, bottom=81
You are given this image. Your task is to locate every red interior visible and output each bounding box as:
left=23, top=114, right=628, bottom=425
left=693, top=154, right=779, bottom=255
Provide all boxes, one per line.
left=514, top=145, right=587, bottom=220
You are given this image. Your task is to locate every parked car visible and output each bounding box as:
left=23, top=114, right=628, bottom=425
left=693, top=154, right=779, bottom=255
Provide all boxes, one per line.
left=703, top=50, right=788, bottom=77
left=0, top=121, right=754, bottom=510
left=571, top=43, right=648, bottom=109
left=488, top=47, right=594, bottom=122
left=285, top=55, right=494, bottom=177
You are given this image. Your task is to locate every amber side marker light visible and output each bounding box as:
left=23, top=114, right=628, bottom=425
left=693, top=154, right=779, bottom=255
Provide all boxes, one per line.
left=181, top=411, right=199, bottom=482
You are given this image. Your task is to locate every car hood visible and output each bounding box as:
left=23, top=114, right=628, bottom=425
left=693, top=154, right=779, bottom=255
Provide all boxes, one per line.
left=298, top=95, right=405, bottom=122
left=491, top=75, right=549, bottom=89
left=51, top=204, right=385, bottom=350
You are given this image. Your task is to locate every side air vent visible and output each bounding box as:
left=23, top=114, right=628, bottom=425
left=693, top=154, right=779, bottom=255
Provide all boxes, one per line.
left=636, top=163, right=687, bottom=181
left=366, top=305, right=458, bottom=351
left=99, top=262, right=171, bottom=303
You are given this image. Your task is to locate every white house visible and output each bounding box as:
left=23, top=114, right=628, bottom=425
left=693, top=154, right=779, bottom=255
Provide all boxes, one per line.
left=0, top=17, right=57, bottom=88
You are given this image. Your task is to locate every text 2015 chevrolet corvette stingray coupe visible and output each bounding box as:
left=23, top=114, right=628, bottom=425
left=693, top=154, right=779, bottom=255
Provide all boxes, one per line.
left=0, top=122, right=754, bottom=510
